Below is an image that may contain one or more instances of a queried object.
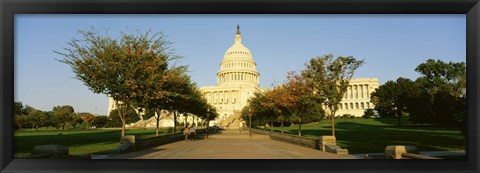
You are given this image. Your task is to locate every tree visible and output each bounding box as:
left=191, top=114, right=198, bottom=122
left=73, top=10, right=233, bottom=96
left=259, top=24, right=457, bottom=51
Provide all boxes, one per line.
left=107, top=108, right=140, bottom=128
left=362, top=109, right=375, bottom=119
left=22, top=105, right=36, bottom=115
left=79, top=112, right=96, bottom=129
left=43, top=111, right=56, bottom=130
left=135, top=65, right=196, bottom=136
left=27, top=110, right=48, bottom=130
left=285, top=72, right=324, bottom=136
left=413, top=59, right=466, bottom=126
left=415, top=59, right=466, bottom=96
left=52, top=105, right=75, bottom=130
left=14, top=102, right=25, bottom=129
left=370, top=77, right=415, bottom=126
left=57, top=29, right=177, bottom=136
left=92, top=116, right=109, bottom=128
left=241, top=92, right=275, bottom=127
left=301, top=54, right=364, bottom=136
left=262, top=86, right=294, bottom=133
left=143, top=108, right=156, bottom=120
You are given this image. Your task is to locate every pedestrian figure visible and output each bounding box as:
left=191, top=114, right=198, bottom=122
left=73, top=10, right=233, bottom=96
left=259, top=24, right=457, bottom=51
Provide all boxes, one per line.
left=183, top=127, right=190, bottom=141
left=189, top=126, right=196, bottom=140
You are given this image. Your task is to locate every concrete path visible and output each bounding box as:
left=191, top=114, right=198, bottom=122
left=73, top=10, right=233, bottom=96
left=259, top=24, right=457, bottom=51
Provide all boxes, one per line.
left=109, top=129, right=358, bottom=159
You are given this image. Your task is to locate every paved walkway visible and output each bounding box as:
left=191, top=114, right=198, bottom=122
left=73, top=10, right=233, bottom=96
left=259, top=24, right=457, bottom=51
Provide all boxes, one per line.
left=109, top=129, right=358, bottom=159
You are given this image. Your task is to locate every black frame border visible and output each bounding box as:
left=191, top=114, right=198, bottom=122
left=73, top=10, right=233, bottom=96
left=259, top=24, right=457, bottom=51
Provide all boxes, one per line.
left=1, top=0, right=479, bottom=173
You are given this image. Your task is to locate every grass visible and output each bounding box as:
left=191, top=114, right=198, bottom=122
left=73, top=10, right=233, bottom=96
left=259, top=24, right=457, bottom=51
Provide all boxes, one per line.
left=268, top=118, right=465, bottom=154
left=14, top=128, right=175, bottom=156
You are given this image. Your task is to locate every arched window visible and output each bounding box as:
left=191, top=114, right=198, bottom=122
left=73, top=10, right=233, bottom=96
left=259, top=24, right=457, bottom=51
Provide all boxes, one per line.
left=350, top=103, right=354, bottom=109
left=355, top=102, right=359, bottom=109
left=361, top=102, right=365, bottom=109
left=345, top=103, right=348, bottom=109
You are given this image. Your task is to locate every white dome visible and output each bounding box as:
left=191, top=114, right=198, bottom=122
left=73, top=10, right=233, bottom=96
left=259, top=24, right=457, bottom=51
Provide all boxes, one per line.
left=224, top=43, right=253, bottom=59
left=223, top=28, right=253, bottom=60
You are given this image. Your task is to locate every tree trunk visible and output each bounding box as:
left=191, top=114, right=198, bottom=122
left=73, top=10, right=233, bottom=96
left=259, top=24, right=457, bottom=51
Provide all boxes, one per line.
left=331, top=110, right=336, bottom=137
left=281, top=121, right=284, bottom=133
left=119, top=103, right=128, bottom=137
left=35, top=125, right=38, bottom=131
left=121, top=118, right=126, bottom=136
left=155, top=109, right=160, bottom=136
left=298, top=117, right=302, bottom=136
left=173, top=111, right=177, bottom=134
left=270, top=121, right=273, bottom=132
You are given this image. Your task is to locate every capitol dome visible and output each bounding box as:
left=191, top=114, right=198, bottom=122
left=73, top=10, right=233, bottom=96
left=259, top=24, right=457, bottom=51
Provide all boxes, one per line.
left=217, top=25, right=260, bottom=87
left=223, top=27, right=253, bottom=60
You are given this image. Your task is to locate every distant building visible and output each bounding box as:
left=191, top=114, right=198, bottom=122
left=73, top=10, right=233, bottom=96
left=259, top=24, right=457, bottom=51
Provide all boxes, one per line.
left=336, top=78, right=379, bottom=117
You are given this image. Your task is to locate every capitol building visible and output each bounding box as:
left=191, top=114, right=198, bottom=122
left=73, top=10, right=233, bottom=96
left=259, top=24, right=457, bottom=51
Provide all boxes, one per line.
left=199, top=25, right=262, bottom=128
left=108, top=25, right=379, bottom=128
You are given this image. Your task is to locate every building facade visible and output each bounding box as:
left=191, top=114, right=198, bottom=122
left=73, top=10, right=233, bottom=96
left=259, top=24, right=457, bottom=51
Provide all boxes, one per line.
left=336, top=78, right=379, bottom=117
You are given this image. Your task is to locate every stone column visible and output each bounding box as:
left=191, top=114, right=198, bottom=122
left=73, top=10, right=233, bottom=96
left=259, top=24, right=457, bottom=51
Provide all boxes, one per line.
left=360, top=85, right=364, bottom=99
left=365, top=84, right=370, bottom=98
left=349, top=86, right=353, bottom=99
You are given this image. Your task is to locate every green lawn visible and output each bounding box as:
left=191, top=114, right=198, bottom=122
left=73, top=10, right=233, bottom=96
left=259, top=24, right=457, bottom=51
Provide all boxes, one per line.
left=14, top=128, right=173, bottom=156
left=267, top=118, right=465, bottom=154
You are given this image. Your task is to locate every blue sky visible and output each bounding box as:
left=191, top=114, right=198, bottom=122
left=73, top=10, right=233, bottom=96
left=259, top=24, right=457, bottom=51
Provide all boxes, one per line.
left=14, top=14, right=466, bottom=115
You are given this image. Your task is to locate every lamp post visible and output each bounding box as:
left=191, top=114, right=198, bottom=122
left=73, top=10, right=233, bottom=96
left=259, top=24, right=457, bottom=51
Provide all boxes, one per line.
left=249, top=108, right=252, bottom=138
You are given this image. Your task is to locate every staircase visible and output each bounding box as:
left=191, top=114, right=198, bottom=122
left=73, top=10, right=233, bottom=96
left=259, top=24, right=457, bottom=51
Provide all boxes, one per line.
left=218, top=111, right=243, bottom=129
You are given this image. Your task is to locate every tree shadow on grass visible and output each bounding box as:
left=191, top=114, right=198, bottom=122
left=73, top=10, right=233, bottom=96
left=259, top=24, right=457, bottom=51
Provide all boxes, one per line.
left=14, top=129, right=171, bottom=156
left=282, top=121, right=465, bottom=154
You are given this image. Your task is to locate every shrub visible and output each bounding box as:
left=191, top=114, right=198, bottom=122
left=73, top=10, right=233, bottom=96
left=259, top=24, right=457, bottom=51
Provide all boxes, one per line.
left=341, top=114, right=355, bottom=118
left=363, top=109, right=375, bottom=119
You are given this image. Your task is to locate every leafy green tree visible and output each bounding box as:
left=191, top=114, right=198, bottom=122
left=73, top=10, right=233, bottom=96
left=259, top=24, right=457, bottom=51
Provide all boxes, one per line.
left=142, top=108, right=156, bottom=120
left=415, top=59, right=466, bottom=96
left=301, top=54, right=364, bottom=136
left=413, top=59, right=466, bottom=126
left=262, top=86, right=294, bottom=132
left=27, top=110, right=48, bottom=130
left=52, top=105, right=75, bottom=130
left=92, top=115, right=109, bottom=128
left=241, top=92, right=275, bottom=127
left=107, top=108, right=140, bottom=128
left=370, top=77, right=415, bottom=126
left=43, top=111, right=56, bottom=130
left=285, top=72, right=324, bottom=136
left=14, top=102, right=25, bottom=129
left=362, top=109, right=375, bottom=119
left=22, top=105, right=36, bottom=115
left=134, top=65, right=200, bottom=136
left=57, top=29, right=176, bottom=136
